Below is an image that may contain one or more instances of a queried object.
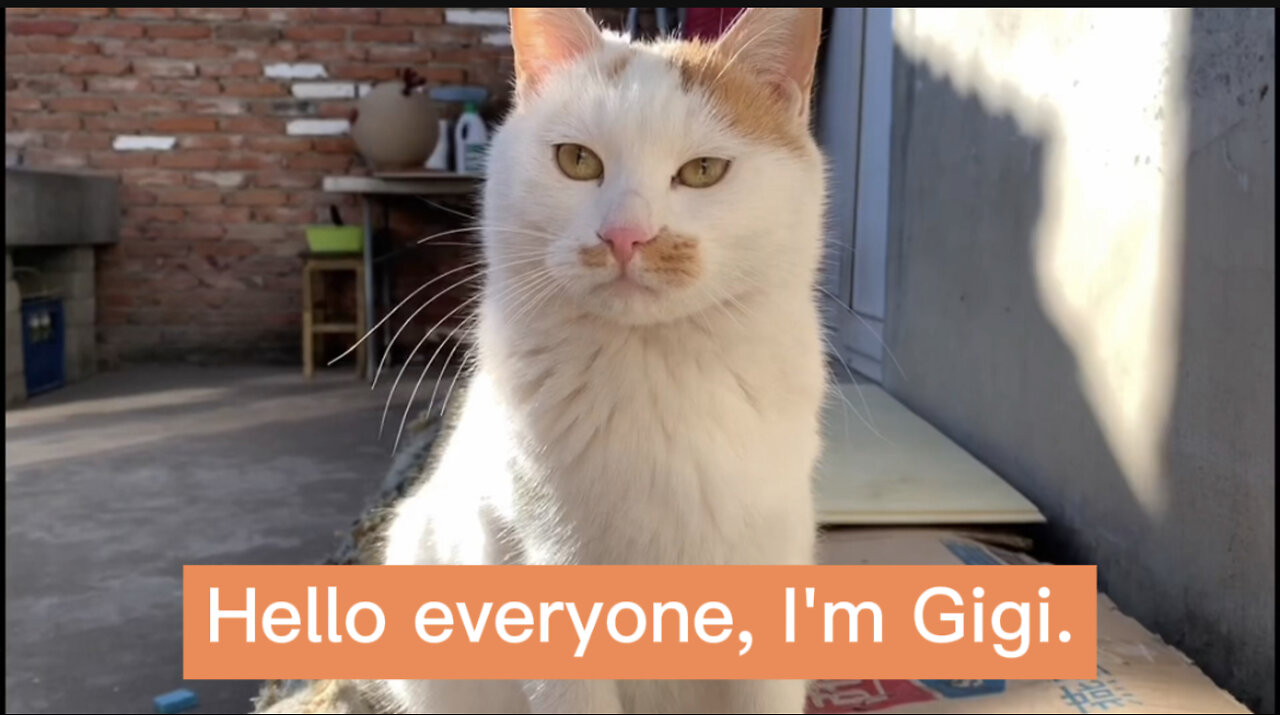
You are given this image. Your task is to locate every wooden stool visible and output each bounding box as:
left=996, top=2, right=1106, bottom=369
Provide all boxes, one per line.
left=301, top=254, right=366, bottom=378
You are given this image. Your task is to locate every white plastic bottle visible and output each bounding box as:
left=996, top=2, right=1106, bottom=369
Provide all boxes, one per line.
left=453, top=102, right=488, bottom=175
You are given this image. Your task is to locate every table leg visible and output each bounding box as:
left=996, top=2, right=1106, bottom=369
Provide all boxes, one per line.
left=362, top=195, right=376, bottom=382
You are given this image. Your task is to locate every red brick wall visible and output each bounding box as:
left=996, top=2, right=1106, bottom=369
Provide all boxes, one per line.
left=4, top=7, right=529, bottom=365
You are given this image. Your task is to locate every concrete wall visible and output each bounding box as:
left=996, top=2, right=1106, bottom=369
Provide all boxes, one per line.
left=883, top=8, right=1273, bottom=712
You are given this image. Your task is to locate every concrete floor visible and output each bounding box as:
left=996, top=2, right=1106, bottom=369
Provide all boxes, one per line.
left=5, top=366, right=413, bottom=714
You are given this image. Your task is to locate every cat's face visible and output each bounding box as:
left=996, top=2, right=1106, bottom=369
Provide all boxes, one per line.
left=482, top=8, right=825, bottom=326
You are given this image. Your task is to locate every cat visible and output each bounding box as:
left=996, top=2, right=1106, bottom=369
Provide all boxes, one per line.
left=380, top=7, right=828, bottom=713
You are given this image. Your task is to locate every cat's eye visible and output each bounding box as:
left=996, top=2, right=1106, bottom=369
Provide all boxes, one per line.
left=675, top=157, right=730, bottom=188
left=554, top=143, right=604, bottom=181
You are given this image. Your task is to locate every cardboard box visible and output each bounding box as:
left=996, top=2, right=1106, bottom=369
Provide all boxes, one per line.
left=808, top=529, right=1251, bottom=714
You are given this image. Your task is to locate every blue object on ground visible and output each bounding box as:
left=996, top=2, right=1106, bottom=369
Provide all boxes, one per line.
left=154, top=688, right=199, bottom=714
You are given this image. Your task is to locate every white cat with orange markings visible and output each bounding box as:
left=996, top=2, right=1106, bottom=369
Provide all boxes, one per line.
left=381, top=8, right=828, bottom=713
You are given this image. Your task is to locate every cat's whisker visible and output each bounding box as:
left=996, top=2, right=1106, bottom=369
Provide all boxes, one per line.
left=372, top=254, right=547, bottom=388
left=393, top=307, right=480, bottom=453
left=821, top=333, right=890, bottom=443
left=818, top=286, right=908, bottom=382
left=329, top=258, right=487, bottom=367
left=382, top=292, right=483, bottom=441
left=424, top=313, right=478, bottom=421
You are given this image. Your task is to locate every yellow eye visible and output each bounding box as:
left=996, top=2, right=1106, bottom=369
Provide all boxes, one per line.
left=554, top=143, right=604, bottom=181
left=675, top=157, right=730, bottom=188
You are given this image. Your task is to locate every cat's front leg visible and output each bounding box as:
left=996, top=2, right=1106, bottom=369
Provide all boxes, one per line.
left=522, top=679, right=623, bottom=714
left=723, top=679, right=809, bottom=714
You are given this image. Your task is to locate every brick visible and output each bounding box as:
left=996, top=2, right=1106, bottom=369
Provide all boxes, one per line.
left=263, top=62, right=327, bottom=79
left=186, top=206, right=251, bottom=224
left=312, top=137, right=355, bottom=154
left=178, top=134, right=242, bottom=150
left=153, top=188, right=220, bottom=205
left=188, top=98, right=246, bottom=115
left=87, top=76, right=150, bottom=93
left=15, top=114, right=82, bottom=131
left=295, top=44, right=364, bottom=63
left=47, top=8, right=110, bottom=18
left=126, top=206, right=185, bottom=223
left=220, top=81, right=287, bottom=98
left=259, top=43, right=302, bottom=62
left=314, top=101, right=355, bottom=119
left=133, top=59, right=197, bottom=78
left=246, top=8, right=307, bottom=22
left=145, top=24, right=212, bottom=39
left=154, top=151, right=221, bottom=169
left=4, top=55, right=66, bottom=74
left=414, top=26, right=481, bottom=46
left=95, top=38, right=161, bottom=58
left=246, top=136, right=312, bottom=153
left=366, top=45, right=434, bottom=64
left=425, top=67, right=468, bottom=83
left=44, top=132, right=112, bottom=150
left=47, top=97, right=114, bottom=113
left=218, top=152, right=281, bottom=170
left=164, top=43, right=233, bottom=60
left=481, top=31, right=511, bottom=46
left=286, top=153, right=351, bottom=171
left=289, top=81, right=359, bottom=100
left=216, top=24, right=283, bottom=42
left=224, top=222, right=286, bottom=241
left=9, top=21, right=78, bottom=36
left=190, top=171, right=247, bottom=189
left=351, top=26, right=413, bottom=42
left=76, top=21, right=145, bottom=38
left=253, top=206, right=321, bottom=224
left=121, top=168, right=187, bottom=187
left=19, top=75, right=86, bottom=94
left=330, top=64, right=398, bottom=81
left=20, top=37, right=101, bottom=55
left=150, top=79, right=220, bottom=95
left=218, top=116, right=283, bottom=134
left=285, top=118, right=349, bottom=136
left=226, top=189, right=287, bottom=207
left=313, top=8, right=377, bottom=24
left=90, top=151, right=155, bottom=169
left=6, top=96, right=42, bottom=112
left=111, top=135, right=177, bottom=151
left=84, top=115, right=147, bottom=132
left=176, top=8, right=245, bottom=21
left=262, top=99, right=316, bottom=117
left=120, top=186, right=156, bottom=205
left=197, top=61, right=262, bottom=79
left=20, top=148, right=88, bottom=169
left=115, top=8, right=175, bottom=19
left=60, top=57, right=129, bottom=76
left=443, top=8, right=507, bottom=26
left=284, top=26, right=345, bottom=42
left=149, top=117, right=218, bottom=133
left=113, top=97, right=184, bottom=114
left=380, top=9, right=445, bottom=25
left=252, top=172, right=321, bottom=190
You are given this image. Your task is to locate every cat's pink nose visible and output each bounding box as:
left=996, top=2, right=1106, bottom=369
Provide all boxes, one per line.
left=597, top=225, right=654, bottom=267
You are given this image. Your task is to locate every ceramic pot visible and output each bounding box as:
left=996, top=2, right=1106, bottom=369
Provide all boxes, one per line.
left=350, top=73, right=438, bottom=170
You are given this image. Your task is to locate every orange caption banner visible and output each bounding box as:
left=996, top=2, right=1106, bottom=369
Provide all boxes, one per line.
left=183, top=565, right=1096, bottom=680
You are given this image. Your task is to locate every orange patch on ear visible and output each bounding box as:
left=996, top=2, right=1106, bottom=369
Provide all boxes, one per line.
left=639, top=230, right=702, bottom=285
left=664, top=41, right=810, bottom=153
left=579, top=244, right=610, bottom=268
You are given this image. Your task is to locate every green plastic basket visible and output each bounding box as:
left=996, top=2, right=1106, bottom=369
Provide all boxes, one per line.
left=305, top=225, right=364, bottom=254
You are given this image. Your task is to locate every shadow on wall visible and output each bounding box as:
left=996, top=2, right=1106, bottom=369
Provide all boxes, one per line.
left=882, top=8, right=1273, bottom=712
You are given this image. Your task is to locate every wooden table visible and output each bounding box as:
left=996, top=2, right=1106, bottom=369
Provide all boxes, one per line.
left=322, top=171, right=482, bottom=381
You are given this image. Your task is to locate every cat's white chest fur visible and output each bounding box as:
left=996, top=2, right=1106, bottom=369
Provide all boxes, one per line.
left=383, top=290, right=825, bottom=571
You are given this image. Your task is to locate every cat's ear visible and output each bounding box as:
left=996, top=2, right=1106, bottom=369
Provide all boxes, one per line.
left=510, top=8, right=603, bottom=99
left=715, top=8, right=824, bottom=120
